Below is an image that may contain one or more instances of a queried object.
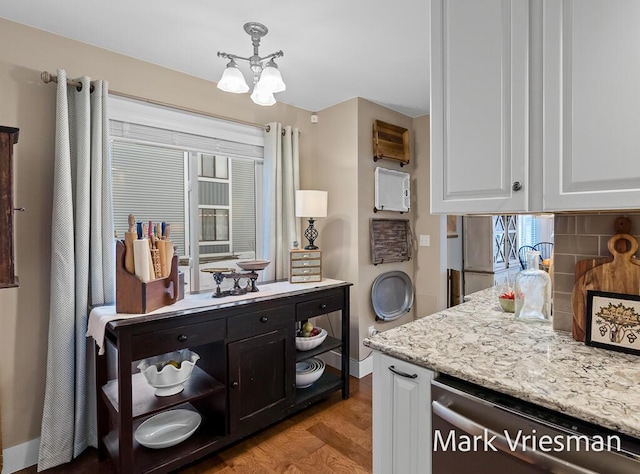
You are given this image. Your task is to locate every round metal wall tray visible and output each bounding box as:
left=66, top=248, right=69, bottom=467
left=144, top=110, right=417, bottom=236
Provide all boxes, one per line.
left=371, top=271, right=414, bottom=321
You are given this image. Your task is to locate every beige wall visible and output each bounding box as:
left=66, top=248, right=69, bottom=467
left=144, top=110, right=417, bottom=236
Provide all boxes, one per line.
left=0, top=18, right=315, bottom=450
left=315, top=100, right=445, bottom=362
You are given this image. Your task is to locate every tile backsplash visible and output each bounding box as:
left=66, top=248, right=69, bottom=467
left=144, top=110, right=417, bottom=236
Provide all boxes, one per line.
left=553, top=213, right=640, bottom=332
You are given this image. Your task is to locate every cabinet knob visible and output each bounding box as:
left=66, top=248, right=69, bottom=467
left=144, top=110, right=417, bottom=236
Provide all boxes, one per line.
left=319, top=303, right=327, bottom=310
left=232, top=381, right=239, bottom=388
left=512, top=181, right=522, bottom=192
left=260, top=316, right=268, bottom=323
left=13, top=207, right=25, bottom=212
left=177, top=334, right=188, bottom=342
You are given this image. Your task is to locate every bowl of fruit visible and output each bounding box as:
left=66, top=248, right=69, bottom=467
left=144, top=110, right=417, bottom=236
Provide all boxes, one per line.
left=498, top=291, right=515, bottom=313
left=137, top=349, right=200, bottom=397
left=296, top=321, right=328, bottom=351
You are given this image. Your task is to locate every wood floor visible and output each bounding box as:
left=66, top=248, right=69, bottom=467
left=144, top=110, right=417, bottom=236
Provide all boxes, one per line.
left=21, top=374, right=372, bottom=474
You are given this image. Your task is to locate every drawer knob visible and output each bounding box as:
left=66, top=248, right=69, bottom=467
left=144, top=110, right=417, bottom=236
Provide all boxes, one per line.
left=177, top=334, right=188, bottom=342
left=512, top=181, right=522, bottom=191
left=319, top=304, right=327, bottom=310
left=260, top=316, right=268, bottom=323
left=232, top=381, right=239, bottom=388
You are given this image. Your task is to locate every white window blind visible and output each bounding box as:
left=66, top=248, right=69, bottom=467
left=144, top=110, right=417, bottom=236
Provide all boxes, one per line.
left=111, top=141, right=186, bottom=256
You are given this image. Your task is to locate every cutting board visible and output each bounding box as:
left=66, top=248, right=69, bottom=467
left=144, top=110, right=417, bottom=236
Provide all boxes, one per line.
left=571, top=233, right=640, bottom=341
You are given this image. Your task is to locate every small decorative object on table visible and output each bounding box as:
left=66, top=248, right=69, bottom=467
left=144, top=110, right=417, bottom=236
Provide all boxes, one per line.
left=202, top=260, right=270, bottom=297
left=585, top=290, right=640, bottom=356
left=137, top=349, right=200, bottom=397
left=295, top=190, right=328, bottom=250
left=289, top=249, right=322, bottom=283
left=498, top=290, right=515, bottom=313
left=514, top=251, right=551, bottom=321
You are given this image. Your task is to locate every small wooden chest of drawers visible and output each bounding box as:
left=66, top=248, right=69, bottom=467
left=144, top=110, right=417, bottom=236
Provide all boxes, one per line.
left=289, top=249, right=322, bottom=283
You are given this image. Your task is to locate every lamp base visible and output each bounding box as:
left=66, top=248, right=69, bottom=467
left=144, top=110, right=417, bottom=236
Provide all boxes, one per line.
left=303, top=218, right=319, bottom=251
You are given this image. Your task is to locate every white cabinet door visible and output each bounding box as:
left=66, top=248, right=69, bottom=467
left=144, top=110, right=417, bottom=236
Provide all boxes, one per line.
left=373, top=351, right=434, bottom=474
left=543, top=0, right=640, bottom=211
left=430, top=0, right=530, bottom=214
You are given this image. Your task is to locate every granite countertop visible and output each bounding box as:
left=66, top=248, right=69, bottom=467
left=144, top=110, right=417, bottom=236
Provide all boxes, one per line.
left=363, top=286, right=640, bottom=439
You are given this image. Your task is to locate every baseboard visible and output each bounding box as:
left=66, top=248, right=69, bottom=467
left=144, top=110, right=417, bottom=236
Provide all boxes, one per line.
left=318, top=351, right=373, bottom=378
left=2, top=437, right=40, bottom=474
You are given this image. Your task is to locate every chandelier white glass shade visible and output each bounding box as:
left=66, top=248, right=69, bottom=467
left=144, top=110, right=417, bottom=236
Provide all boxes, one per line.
left=217, top=22, right=286, bottom=106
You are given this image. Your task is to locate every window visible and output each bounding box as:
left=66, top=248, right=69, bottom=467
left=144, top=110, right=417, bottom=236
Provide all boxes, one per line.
left=109, top=96, right=264, bottom=292
left=518, top=214, right=554, bottom=248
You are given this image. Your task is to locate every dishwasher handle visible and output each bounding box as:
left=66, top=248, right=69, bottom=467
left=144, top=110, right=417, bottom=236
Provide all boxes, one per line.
left=432, top=401, right=598, bottom=474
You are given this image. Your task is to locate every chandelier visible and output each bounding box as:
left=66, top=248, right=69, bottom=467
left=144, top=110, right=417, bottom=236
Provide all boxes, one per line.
left=217, top=22, right=286, bottom=106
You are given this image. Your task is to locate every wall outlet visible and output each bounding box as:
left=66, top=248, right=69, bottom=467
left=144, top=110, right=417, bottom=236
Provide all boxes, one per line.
left=419, top=234, right=430, bottom=247
left=368, top=325, right=377, bottom=337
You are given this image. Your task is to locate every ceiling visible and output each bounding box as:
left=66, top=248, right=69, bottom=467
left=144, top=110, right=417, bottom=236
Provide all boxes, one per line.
left=0, top=0, right=430, bottom=117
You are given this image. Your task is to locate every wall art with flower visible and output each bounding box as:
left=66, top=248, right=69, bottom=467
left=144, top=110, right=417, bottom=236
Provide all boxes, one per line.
left=585, top=290, right=640, bottom=356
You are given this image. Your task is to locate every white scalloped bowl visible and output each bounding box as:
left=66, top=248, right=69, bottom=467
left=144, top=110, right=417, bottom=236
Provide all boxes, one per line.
left=137, top=350, right=200, bottom=397
left=295, top=328, right=328, bottom=351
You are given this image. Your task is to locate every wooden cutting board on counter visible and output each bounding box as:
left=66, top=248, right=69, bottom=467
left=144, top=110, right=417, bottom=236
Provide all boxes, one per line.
left=571, top=232, right=640, bottom=341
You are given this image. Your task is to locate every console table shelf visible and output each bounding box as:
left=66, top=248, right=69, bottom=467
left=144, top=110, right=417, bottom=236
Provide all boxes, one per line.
left=95, top=280, right=351, bottom=474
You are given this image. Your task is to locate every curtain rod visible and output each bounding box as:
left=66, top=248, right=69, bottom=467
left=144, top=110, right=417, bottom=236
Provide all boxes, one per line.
left=40, top=71, right=270, bottom=132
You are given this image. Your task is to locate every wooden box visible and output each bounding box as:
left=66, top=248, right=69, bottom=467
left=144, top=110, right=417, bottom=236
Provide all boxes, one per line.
left=115, top=240, right=183, bottom=314
left=289, top=249, right=322, bottom=283
left=373, top=120, right=410, bottom=166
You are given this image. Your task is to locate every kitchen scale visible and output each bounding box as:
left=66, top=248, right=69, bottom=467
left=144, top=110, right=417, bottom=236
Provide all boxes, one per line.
left=201, top=268, right=260, bottom=298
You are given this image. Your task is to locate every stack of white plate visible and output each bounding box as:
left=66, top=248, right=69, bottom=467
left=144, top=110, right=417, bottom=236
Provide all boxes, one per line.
left=295, top=357, right=326, bottom=388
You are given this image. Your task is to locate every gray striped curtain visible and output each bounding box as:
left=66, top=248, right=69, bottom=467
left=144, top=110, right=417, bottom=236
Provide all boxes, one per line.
left=38, top=69, right=114, bottom=470
left=261, top=123, right=300, bottom=281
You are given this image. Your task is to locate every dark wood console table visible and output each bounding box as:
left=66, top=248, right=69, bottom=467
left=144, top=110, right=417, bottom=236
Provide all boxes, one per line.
left=94, top=280, right=351, bottom=474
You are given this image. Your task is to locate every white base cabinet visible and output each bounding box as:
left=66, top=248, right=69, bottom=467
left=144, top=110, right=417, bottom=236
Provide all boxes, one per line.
left=372, top=351, right=434, bottom=474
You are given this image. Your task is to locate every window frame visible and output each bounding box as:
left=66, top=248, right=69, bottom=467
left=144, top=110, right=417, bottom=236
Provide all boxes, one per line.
left=109, top=96, right=265, bottom=292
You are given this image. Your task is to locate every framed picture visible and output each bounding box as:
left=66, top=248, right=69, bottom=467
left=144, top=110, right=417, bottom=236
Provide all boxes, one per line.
left=585, top=290, right=640, bottom=356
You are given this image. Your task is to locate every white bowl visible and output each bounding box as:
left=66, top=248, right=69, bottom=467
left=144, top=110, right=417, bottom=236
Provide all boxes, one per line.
left=137, top=350, right=200, bottom=397
left=236, top=260, right=271, bottom=271
left=135, top=409, right=201, bottom=449
left=295, top=357, right=325, bottom=388
left=296, top=328, right=328, bottom=351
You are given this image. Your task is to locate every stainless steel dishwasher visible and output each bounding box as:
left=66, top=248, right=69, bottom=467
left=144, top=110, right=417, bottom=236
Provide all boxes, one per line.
left=431, top=376, right=640, bottom=473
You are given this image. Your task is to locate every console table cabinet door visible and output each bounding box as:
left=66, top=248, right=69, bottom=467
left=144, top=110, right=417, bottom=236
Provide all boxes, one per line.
left=228, top=327, right=295, bottom=434
left=0, top=126, right=19, bottom=288
left=543, top=0, right=640, bottom=211
left=430, top=0, right=529, bottom=214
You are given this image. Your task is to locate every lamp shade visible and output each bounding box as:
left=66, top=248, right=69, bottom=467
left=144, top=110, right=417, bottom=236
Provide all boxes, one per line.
left=250, top=84, right=276, bottom=106
left=295, top=190, right=328, bottom=218
left=258, top=60, right=286, bottom=93
left=217, top=60, right=249, bottom=93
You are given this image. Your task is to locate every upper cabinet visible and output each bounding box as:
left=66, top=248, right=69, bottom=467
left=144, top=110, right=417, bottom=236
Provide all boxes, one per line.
left=431, top=0, right=640, bottom=214
left=543, top=0, right=640, bottom=211
left=430, top=0, right=530, bottom=214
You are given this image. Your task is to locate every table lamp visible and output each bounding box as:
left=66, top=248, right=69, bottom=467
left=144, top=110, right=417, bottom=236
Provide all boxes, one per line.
left=295, top=190, right=328, bottom=250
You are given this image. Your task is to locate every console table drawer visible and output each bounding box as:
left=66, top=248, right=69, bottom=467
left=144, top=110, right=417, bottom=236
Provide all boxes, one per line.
left=132, top=319, right=226, bottom=359
left=290, top=250, right=321, bottom=260
left=296, top=293, right=344, bottom=320
left=228, top=306, right=293, bottom=341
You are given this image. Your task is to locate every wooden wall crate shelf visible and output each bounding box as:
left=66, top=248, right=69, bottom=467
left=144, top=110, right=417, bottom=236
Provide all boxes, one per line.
left=373, top=120, right=410, bottom=166
left=370, top=218, right=412, bottom=265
